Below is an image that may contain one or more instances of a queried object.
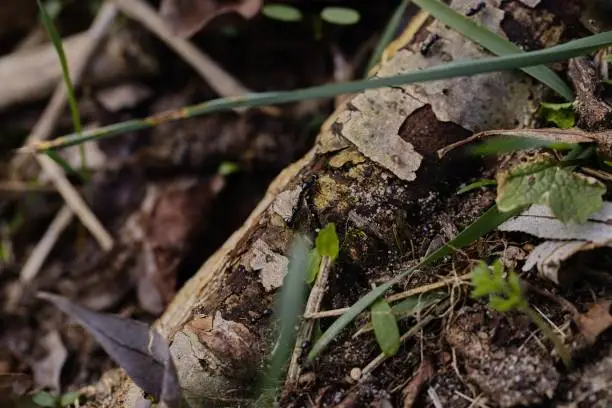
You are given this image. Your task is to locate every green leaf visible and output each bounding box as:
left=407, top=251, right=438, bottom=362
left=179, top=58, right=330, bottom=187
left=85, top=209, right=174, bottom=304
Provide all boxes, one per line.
left=496, top=158, right=606, bottom=223
left=366, top=0, right=410, bottom=73
left=457, top=179, right=497, bottom=194
left=32, top=391, right=57, bottom=408
left=539, top=101, right=576, bottom=129
left=469, top=136, right=577, bottom=156
left=305, top=249, right=322, bottom=284
left=217, top=161, right=240, bottom=176
left=470, top=261, right=496, bottom=298
left=320, top=7, right=360, bottom=25
left=391, top=292, right=445, bottom=319
left=412, top=0, right=573, bottom=100
left=37, top=0, right=86, bottom=172
left=59, top=392, right=80, bottom=407
left=29, top=31, right=612, bottom=152
left=371, top=299, right=401, bottom=356
left=316, top=223, right=339, bottom=261
left=262, top=4, right=303, bottom=22
left=307, top=204, right=523, bottom=361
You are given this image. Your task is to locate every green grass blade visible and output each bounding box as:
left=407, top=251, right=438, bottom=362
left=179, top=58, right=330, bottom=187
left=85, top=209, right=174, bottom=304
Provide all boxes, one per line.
left=45, top=150, right=88, bottom=182
left=307, top=204, right=523, bottom=361
left=37, top=0, right=87, bottom=172
left=456, top=179, right=497, bottom=194
left=469, top=136, right=578, bottom=156
left=412, top=0, right=573, bottom=100
left=28, top=31, right=612, bottom=153
left=259, top=237, right=311, bottom=394
left=365, top=0, right=411, bottom=74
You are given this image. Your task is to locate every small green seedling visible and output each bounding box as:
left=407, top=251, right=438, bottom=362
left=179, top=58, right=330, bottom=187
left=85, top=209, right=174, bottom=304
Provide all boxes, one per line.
left=32, top=391, right=80, bottom=408
left=539, top=101, right=575, bottom=129
left=262, top=3, right=360, bottom=26
left=470, top=259, right=571, bottom=367
left=262, top=4, right=303, bottom=22
left=217, top=161, right=240, bottom=176
left=305, top=223, right=339, bottom=284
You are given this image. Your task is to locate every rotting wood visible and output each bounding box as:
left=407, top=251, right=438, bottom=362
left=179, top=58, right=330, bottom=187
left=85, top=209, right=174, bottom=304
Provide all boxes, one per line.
left=84, top=1, right=586, bottom=407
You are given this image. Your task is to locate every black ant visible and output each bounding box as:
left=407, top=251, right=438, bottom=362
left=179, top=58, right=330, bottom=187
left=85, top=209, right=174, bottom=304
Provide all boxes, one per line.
left=466, top=1, right=486, bottom=16
left=420, top=34, right=440, bottom=56
left=288, top=174, right=320, bottom=229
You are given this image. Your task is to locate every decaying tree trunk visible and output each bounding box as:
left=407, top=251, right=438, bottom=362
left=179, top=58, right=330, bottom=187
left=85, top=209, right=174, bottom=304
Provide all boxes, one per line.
left=85, top=1, right=600, bottom=407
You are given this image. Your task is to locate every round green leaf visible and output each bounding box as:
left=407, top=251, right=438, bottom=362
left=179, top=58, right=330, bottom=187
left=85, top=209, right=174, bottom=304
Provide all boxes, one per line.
left=262, top=4, right=303, bottom=22
left=315, top=223, right=339, bottom=261
left=371, top=299, right=400, bottom=357
left=32, top=391, right=58, bottom=408
left=320, top=7, right=360, bottom=25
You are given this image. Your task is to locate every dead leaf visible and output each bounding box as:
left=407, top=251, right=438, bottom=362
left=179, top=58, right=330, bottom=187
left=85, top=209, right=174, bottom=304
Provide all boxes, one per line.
left=499, top=203, right=612, bottom=284
left=135, top=177, right=224, bottom=314
left=31, top=331, right=67, bottom=392
left=160, top=0, right=262, bottom=38
left=402, top=359, right=434, bottom=408
left=575, top=300, right=612, bottom=344
left=37, top=292, right=181, bottom=407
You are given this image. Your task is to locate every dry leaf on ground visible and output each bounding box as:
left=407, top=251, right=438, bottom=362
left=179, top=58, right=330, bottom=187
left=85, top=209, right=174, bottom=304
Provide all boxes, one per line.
left=160, top=0, right=262, bottom=38
left=575, top=299, right=612, bottom=344
left=499, top=203, right=612, bottom=284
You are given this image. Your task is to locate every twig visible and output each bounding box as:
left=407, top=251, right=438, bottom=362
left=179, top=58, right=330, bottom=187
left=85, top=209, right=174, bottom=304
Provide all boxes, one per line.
left=286, top=256, right=331, bottom=383
left=115, top=0, right=278, bottom=116
left=20, top=205, right=73, bottom=283
left=17, top=2, right=118, bottom=285
left=304, top=272, right=470, bottom=319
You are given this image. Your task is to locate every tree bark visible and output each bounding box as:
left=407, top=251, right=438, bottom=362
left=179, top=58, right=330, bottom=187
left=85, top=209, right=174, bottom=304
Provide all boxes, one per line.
left=85, top=1, right=592, bottom=406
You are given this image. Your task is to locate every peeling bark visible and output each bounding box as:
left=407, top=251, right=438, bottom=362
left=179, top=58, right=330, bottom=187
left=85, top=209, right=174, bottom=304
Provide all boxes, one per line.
left=84, top=1, right=590, bottom=407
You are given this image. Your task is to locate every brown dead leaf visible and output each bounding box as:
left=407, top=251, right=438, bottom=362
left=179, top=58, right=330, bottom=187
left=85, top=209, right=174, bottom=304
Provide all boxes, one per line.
left=135, top=176, right=224, bottom=314
left=160, top=0, right=262, bottom=38
left=402, top=359, right=434, bottom=408
left=575, top=299, right=612, bottom=344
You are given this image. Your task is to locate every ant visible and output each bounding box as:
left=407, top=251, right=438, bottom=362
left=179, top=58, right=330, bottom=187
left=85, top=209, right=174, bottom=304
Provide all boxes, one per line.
left=287, top=174, right=320, bottom=229
left=466, top=1, right=486, bottom=16
left=420, top=34, right=440, bottom=56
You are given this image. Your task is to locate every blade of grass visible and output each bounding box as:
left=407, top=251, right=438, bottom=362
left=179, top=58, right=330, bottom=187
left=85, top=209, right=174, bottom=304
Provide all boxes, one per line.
left=44, top=151, right=88, bottom=182
left=412, top=0, right=573, bottom=100
left=306, top=204, right=524, bottom=361
left=37, top=0, right=87, bottom=174
left=469, top=136, right=578, bottom=156
left=25, top=31, right=612, bottom=154
left=456, top=179, right=496, bottom=194
left=258, top=236, right=311, bottom=396
left=365, top=0, right=411, bottom=74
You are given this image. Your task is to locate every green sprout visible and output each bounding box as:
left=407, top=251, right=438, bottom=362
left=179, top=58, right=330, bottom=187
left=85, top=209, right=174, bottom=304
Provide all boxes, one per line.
left=470, top=259, right=571, bottom=367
